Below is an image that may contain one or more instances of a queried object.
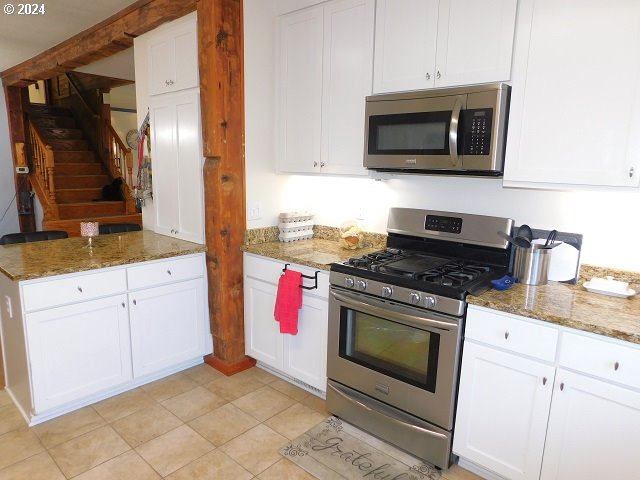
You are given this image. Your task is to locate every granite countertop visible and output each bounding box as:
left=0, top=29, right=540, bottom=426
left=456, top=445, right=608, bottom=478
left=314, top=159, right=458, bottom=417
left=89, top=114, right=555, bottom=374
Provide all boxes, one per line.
left=469, top=268, right=640, bottom=345
left=241, top=238, right=382, bottom=271
left=0, top=230, right=206, bottom=281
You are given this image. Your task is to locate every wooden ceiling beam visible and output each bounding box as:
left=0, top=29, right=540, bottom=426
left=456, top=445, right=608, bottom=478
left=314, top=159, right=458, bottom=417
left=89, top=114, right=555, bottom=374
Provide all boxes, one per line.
left=1, top=0, right=196, bottom=87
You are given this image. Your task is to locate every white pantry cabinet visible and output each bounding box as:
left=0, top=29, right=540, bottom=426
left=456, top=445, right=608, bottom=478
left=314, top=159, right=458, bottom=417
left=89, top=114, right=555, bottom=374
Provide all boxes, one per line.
left=149, top=89, right=205, bottom=244
left=0, top=253, right=208, bottom=425
left=455, top=305, right=640, bottom=480
left=277, top=0, right=374, bottom=175
left=504, top=0, right=640, bottom=188
left=243, top=253, right=329, bottom=391
left=373, top=0, right=517, bottom=93
left=147, top=13, right=198, bottom=96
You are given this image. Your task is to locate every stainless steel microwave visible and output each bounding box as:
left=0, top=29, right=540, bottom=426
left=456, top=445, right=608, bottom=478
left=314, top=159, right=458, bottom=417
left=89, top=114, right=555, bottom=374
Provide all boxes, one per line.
left=364, top=83, right=510, bottom=175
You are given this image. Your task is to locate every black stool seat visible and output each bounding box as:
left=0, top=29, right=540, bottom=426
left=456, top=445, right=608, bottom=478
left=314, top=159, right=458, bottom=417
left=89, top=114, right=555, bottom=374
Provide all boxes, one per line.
left=98, top=223, right=142, bottom=234
left=0, top=230, right=68, bottom=245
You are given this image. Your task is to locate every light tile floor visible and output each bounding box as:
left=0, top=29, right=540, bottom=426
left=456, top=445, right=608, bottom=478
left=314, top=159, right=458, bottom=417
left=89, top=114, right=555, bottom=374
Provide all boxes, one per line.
left=0, top=366, right=482, bottom=479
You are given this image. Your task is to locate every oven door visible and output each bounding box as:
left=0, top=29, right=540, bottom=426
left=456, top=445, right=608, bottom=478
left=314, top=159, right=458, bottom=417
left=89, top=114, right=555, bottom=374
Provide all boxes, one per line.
left=364, top=94, right=466, bottom=171
left=327, top=287, right=461, bottom=430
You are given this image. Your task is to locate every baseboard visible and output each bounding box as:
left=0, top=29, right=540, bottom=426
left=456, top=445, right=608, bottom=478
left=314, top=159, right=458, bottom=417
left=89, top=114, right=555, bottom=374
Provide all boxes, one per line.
left=457, top=457, right=507, bottom=480
left=255, top=361, right=326, bottom=399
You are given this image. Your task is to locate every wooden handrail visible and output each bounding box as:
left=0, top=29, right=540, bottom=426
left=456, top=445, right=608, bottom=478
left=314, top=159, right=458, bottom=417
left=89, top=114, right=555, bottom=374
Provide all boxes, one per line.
left=65, top=73, right=99, bottom=118
left=105, top=123, right=137, bottom=214
left=26, top=120, right=59, bottom=219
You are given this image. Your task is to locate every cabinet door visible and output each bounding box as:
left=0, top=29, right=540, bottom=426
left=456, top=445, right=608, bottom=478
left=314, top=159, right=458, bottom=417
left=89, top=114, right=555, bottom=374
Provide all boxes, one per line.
left=277, top=6, right=323, bottom=174
left=453, top=341, right=554, bottom=480
left=243, top=277, right=283, bottom=369
left=321, top=0, right=374, bottom=176
left=373, top=0, right=439, bottom=93
left=129, top=279, right=205, bottom=377
left=150, top=91, right=204, bottom=244
left=282, top=293, right=328, bottom=391
left=148, top=15, right=198, bottom=95
left=26, top=295, right=132, bottom=413
left=540, top=369, right=640, bottom=480
left=435, top=0, right=516, bottom=87
left=504, top=0, right=640, bottom=187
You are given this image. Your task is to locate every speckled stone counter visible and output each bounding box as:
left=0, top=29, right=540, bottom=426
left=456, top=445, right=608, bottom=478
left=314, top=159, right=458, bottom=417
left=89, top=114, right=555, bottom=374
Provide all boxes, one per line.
left=468, top=269, right=640, bottom=345
left=0, top=231, right=206, bottom=281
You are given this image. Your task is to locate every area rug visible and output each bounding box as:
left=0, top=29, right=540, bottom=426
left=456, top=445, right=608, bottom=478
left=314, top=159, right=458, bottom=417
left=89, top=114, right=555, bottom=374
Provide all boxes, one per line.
left=280, top=416, right=442, bottom=480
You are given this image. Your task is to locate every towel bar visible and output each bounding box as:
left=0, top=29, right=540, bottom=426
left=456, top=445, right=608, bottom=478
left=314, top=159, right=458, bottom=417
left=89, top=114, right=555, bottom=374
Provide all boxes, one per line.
left=282, top=263, right=319, bottom=290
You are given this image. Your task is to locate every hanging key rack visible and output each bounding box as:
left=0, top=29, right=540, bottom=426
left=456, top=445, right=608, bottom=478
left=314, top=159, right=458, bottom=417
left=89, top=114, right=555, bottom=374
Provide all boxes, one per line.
left=282, top=263, right=319, bottom=290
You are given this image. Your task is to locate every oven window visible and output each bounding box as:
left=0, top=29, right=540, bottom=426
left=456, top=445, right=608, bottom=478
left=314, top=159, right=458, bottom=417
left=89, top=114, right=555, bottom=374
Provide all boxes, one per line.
left=368, top=111, right=452, bottom=155
left=339, top=307, right=440, bottom=392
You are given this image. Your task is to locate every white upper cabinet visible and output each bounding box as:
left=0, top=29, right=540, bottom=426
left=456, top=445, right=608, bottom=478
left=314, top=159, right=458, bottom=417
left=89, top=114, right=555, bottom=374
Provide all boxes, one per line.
left=504, top=0, right=640, bottom=188
left=373, top=0, right=517, bottom=93
left=277, top=0, right=374, bottom=175
left=148, top=14, right=199, bottom=96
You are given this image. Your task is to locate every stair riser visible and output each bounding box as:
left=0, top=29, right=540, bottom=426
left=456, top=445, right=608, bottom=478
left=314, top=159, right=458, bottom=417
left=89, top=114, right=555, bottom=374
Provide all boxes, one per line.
left=56, top=164, right=105, bottom=176
left=56, top=189, right=103, bottom=203
left=54, top=151, right=96, bottom=163
left=55, top=175, right=110, bottom=189
left=44, top=214, right=143, bottom=237
left=58, top=202, right=126, bottom=220
left=33, top=117, right=76, bottom=128
left=50, top=139, right=88, bottom=151
left=43, top=128, right=84, bottom=140
left=29, top=106, right=73, bottom=116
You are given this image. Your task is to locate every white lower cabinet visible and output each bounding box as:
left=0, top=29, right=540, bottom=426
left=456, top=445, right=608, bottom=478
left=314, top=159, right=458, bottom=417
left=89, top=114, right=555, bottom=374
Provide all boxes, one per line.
left=26, top=294, right=132, bottom=413
left=243, top=253, right=329, bottom=391
left=129, top=279, right=205, bottom=377
left=0, top=253, right=208, bottom=425
left=454, top=342, right=554, bottom=480
left=456, top=305, right=640, bottom=480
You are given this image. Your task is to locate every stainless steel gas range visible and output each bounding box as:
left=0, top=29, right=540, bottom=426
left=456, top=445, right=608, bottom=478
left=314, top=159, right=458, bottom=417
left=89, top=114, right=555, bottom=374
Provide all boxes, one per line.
left=326, top=208, right=514, bottom=469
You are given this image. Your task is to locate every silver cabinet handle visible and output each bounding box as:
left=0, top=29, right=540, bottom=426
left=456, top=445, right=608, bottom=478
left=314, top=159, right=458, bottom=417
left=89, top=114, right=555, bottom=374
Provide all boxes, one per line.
left=560, top=382, right=565, bottom=391
left=313, top=161, right=318, bottom=167
left=542, top=377, right=547, bottom=386
left=133, top=299, right=137, bottom=306
left=167, top=269, right=172, bottom=275
left=614, top=361, right=620, bottom=371
left=320, top=162, right=325, bottom=168
left=121, top=302, right=125, bottom=308
left=425, top=72, right=431, bottom=80
left=504, top=331, right=510, bottom=340
left=436, top=70, right=441, bottom=79
left=77, top=286, right=83, bottom=293
left=630, top=167, right=635, bottom=178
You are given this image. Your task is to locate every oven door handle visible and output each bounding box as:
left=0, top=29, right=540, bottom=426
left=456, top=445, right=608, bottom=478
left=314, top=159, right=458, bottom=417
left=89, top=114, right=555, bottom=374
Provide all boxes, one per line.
left=331, top=290, right=458, bottom=332
left=327, top=382, right=448, bottom=440
left=449, top=96, right=463, bottom=167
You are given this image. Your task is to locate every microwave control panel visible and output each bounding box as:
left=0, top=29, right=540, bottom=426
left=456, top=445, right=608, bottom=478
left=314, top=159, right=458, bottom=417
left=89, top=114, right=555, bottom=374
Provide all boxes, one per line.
left=462, top=108, right=493, bottom=156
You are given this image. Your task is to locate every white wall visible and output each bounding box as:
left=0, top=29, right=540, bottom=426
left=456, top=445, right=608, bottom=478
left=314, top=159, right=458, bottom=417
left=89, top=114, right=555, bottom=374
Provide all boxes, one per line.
left=0, top=88, right=20, bottom=237
left=244, top=0, right=640, bottom=272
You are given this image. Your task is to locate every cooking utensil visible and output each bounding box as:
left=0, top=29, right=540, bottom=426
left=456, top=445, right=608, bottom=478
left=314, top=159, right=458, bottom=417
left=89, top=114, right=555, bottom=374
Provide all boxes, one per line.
left=544, top=229, right=558, bottom=247
left=498, top=231, right=531, bottom=248
left=518, top=224, right=533, bottom=242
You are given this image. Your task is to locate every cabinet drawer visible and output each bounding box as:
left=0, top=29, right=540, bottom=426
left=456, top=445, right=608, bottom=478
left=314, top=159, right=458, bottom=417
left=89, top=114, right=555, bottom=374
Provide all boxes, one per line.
left=560, top=332, right=640, bottom=390
left=22, top=269, right=127, bottom=312
left=465, top=306, right=558, bottom=362
left=127, top=255, right=204, bottom=290
left=243, top=253, right=329, bottom=299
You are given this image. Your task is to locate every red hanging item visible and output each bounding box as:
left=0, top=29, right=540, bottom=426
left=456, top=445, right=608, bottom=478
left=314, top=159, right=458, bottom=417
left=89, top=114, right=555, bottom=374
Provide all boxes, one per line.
left=274, top=269, right=303, bottom=335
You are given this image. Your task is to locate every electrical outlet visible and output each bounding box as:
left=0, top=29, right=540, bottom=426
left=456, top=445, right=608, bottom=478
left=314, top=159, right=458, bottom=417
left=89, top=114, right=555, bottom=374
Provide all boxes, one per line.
left=247, top=201, right=262, bottom=220
left=15, top=166, right=29, bottom=174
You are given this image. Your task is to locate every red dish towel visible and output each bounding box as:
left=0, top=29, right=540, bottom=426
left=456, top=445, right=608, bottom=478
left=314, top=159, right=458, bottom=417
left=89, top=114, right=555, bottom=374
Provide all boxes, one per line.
left=274, top=269, right=302, bottom=335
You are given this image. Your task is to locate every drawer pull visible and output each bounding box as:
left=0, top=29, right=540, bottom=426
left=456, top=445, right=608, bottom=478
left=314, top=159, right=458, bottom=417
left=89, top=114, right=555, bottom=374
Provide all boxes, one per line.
left=504, top=331, right=510, bottom=340
left=614, top=361, right=620, bottom=371
left=560, top=382, right=565, bottom=391
left=77, top=286, right=83, bottom=293
left=133, top=299, right=137, bottom=306
left=121, top=302, right=125, bottom=308
left=167, top=269, right=172, bottom=275
left=542, top=377, right=547, bottom=386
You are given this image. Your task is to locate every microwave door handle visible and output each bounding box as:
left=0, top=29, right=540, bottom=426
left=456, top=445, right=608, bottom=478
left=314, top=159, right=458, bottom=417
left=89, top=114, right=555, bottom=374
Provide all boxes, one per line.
left=449, top=96, right=463, bottom=167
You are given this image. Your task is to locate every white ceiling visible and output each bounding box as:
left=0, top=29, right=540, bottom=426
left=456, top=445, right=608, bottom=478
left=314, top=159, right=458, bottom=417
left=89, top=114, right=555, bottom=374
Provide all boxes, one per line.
left=0, top=0, right=138, bottom=73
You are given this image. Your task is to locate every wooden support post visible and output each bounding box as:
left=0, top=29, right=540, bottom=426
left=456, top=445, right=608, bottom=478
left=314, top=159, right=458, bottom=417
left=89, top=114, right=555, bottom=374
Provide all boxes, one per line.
left=199, top=0, right=253, bottom=375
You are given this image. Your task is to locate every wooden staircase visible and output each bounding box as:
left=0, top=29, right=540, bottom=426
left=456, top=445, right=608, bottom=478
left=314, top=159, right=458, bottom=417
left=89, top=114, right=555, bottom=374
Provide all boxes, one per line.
left=26, top=104, right=141, bottom=236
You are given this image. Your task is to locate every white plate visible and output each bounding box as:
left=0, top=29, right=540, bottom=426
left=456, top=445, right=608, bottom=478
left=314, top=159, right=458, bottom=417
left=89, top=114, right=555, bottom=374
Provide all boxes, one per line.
left=583, top=281, right=636, bottom=298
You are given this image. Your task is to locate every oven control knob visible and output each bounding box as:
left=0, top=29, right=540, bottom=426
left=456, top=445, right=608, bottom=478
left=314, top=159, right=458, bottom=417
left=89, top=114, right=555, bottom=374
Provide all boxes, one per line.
left=381, top=286, right=393, bottom=298
left=355, top=280, right=368, bottom=291
left=409, top=292, right=421, bottom=305
left=344, top=277, right=355, bottom=288
left=424, top=295, right=437, bottom=309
